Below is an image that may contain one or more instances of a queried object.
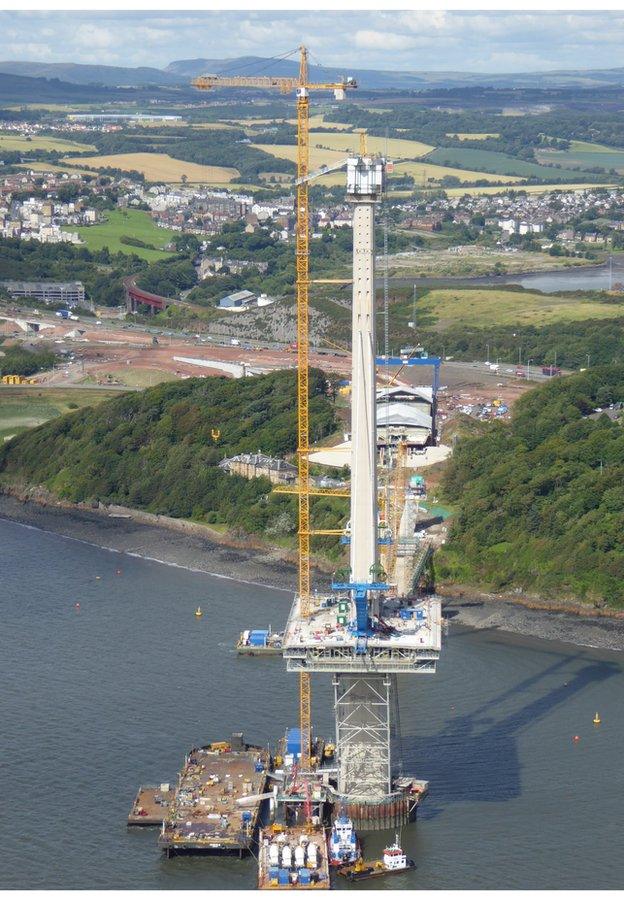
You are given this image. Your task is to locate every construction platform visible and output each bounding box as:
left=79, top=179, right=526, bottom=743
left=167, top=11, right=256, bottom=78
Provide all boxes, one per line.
left=157, top=736, right=271, bottom=857
left=128, top=784, right=173, bottom=826
left=282, top=594, right=441, bottom=673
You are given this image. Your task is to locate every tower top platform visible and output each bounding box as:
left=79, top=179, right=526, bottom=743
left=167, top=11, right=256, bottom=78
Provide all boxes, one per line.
left=282, top=593, right=441, bottom=674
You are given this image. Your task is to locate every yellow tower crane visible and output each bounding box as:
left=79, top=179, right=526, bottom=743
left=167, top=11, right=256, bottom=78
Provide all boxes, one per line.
left=192, top=47, right=356, bottom=770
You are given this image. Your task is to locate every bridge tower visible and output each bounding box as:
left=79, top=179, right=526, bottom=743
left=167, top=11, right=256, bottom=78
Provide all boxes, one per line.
left=283, top=154, right=442, bottom=829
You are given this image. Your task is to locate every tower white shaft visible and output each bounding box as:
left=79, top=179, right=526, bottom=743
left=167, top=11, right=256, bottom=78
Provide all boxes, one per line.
left=349, top=197, right=378, bottom=582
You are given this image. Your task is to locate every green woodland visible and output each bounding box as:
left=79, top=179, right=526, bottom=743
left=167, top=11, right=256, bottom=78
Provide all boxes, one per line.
left=438, top=365, right=624, bottom=607
left=0, top=369, right=347, bottom=554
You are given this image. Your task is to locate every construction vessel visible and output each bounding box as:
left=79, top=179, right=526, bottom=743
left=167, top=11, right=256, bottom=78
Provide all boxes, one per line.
left=237, top=628, right=284, bottom=655
left=337, top=834, right=415, bottom=881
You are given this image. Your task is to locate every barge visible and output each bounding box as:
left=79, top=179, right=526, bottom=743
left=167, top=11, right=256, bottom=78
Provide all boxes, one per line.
left=158, top=733, right=271, bottom=857
left=127, top=784, right=173, bottom=826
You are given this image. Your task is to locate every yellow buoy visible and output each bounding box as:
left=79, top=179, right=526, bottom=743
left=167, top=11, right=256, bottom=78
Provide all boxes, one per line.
left=195, top=606, right=203, bottom=618
left=593, top=712, right=601, bottom=725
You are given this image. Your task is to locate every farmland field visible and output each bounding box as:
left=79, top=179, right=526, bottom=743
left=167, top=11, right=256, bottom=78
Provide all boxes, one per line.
left=417, top=287, right=624, bottom=329
left=425, top=146, right=604, bottom=181
left=0, top=132, right=96, bottom=152
left=75, top=209, right=176, bottom=260
left=17, top=161, right=95, bottom=176
left=535, top=140, right=624, bottom=172
left=307, top=132, right=434, bottom=158
left=63, top=152, right=239, bottom=183
left=0, top=386, right=119, bottom=442
left=393, top=160, right=521, bottom=185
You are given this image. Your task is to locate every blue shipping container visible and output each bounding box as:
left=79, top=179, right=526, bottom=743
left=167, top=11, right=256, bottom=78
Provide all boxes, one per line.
left=278, top=869, right=290, bottom=885
left=286, top=727, right=302, bottom=755
left=416, top=610, right=425, bottom=620
left=249, top=630, right=269, bottom=646
left=269, top=867, right=279, bottom=880
left=299, top=869, right=311, bottom=884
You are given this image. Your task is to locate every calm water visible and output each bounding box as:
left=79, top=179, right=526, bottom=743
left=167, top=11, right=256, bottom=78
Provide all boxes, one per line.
left=2, top=517, right=624, bottom=890
left=505, top=260, right=624, bottom=293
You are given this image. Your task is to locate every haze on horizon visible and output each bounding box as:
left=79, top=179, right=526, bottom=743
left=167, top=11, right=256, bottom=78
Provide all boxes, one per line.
left=1, top=10, right=623, bottom=75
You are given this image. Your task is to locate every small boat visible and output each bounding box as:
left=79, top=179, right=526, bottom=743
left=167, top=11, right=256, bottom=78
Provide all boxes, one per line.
left=237, top=627, right=283, bottom=655
left=328, top=814, right=359, bottom=867
left=195, top=607, right=203, bottom=618
left=338, top=834, right=414, bottom=881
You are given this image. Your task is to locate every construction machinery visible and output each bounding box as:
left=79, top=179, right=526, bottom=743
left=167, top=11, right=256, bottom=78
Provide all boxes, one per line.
left=193, top=46, right=356, bottom=773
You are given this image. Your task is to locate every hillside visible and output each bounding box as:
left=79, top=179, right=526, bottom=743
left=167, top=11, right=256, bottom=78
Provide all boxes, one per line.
left=0, top=369, right=345, bottom=548
left=437, top=365, right=624, bottom=607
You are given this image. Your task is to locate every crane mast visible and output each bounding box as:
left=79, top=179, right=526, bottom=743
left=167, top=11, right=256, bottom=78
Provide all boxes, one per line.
left=192, top=46, right=356, bottom=773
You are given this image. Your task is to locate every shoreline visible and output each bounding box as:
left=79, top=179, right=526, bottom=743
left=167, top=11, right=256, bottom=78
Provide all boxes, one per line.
left=1, top=489, right=623, bottom=652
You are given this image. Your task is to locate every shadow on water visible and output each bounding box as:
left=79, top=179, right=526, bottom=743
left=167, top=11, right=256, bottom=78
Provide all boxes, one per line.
left=401, top=651, right=619, bottom=818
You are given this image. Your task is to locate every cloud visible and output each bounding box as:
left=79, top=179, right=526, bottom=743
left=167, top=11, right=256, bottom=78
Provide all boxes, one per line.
left=353, top=30, right=417, bottom=51
left=0, top=11, right=624, bottom=73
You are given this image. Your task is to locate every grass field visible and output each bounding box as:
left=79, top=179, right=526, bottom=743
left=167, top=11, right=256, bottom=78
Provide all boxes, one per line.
left=82, top=368, right=177, bottom=388
left=0, top=385, right=119, bottom=441
left=17, top=161, right=95, bottom=176
left=0, top=132, right=96, bottom=153
left=425, top=146, right=603, bottom=181
left=386, top=247, right=591, bottom=278
left=75, top=209, right=177, bottom=260
left=418, top=287, right=624, bottom=329
left=440, top=182, right=617, bottom=197
left=535, top=139, right=624, bottom=173
left=446, top=132, right=501, bottom=140
left=393, top=160, right=521, bottom=185
left=63, top=152, right=239, bottom=184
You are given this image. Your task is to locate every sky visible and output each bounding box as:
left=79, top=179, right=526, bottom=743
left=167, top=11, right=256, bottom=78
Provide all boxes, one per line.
left=1, top=10, right=624, bottom=73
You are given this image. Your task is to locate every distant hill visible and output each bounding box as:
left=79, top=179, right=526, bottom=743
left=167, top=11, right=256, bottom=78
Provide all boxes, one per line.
left=0, top=71, right=197, bottom=104
left=0, top=61, right=180, bottom=87
left=4, top=56, right=624, bottom=93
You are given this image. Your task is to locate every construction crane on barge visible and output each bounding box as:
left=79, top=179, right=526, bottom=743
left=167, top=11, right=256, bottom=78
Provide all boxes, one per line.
left=192, top=46, right=357, bottom=773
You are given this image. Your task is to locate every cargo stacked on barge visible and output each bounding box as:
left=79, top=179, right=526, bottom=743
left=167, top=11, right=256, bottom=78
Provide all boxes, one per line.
left=258, top=823, right=330, bottom=890
left=158, top=733, right=270, bottom=857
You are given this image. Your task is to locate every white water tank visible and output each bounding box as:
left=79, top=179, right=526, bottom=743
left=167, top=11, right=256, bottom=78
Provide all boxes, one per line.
left=269, top=843, right=280, bottom=865
left=281, top=845, right=292, bottom=867
left=308, top=842, right=318, bottom=865
left=295, top=846, right=305, bottom=867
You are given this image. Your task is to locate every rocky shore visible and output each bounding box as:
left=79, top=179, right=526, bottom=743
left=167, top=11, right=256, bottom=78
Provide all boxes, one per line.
left=1, top=489, right=623, bottom=653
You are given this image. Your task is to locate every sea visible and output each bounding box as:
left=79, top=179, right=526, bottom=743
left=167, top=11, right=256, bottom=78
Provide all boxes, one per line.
left=2, top=516, right=623, bottom=890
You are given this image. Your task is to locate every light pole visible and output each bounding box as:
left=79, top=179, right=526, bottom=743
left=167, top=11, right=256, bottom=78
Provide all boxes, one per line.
left=527, top=358, right=533, bottom=380
left=586, top=353, right=590, bottom=368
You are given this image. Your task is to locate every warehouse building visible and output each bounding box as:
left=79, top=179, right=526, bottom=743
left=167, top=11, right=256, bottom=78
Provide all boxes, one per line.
left=0, top=280, right=86, bottom=308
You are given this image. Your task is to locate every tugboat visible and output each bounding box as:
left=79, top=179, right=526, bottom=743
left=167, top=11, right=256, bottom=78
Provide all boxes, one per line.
left=328, top=814, right=359, bottom=867
left=338, top=834, right=415, bottom=881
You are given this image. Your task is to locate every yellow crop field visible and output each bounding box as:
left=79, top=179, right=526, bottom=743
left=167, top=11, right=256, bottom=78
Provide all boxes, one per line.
left=420, top=288, right=624, bottom=329
left=0, top=132, right=96, bottom=152
left=393, top=160, right=522, bottom=185
left=308, top=132, right=434, bottom=159
left=251, top=142, right=346, bottom=168
left=62, top=152, right=239, bottom=183
left=287, top=114, right=353, bottom=131
left=447, top=132, right=501, bottom=140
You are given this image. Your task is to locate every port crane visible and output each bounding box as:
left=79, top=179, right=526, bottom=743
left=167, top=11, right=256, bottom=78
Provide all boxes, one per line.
left=193, top=46, right=356, bottom=772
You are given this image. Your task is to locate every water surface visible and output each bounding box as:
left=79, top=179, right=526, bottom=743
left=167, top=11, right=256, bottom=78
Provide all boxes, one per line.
left=2, top=518, right=622, bottom=890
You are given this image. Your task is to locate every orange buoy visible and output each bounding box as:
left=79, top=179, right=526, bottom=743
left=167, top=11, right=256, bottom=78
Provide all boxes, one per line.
left=573, top=735, right=581, bottom=743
